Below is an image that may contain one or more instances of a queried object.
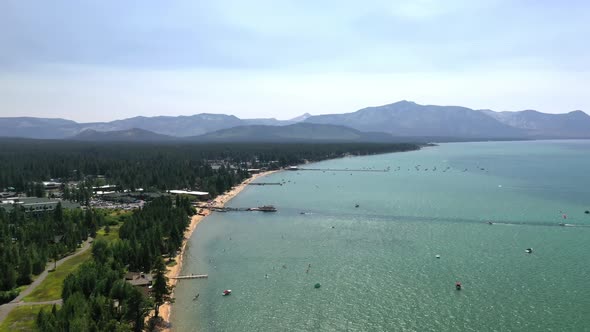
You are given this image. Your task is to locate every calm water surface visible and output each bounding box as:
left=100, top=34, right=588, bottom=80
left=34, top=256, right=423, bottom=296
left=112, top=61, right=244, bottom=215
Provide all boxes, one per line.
left=172, top=140, right=590, bottom=331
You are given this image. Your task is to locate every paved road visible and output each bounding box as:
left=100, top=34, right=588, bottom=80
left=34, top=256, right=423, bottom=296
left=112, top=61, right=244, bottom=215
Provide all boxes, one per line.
left=0, top=238, right=92, bottom=324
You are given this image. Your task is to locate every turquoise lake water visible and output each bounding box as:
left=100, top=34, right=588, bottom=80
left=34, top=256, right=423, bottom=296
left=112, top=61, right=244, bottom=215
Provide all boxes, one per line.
left=172, top=140, right=590, bottom=331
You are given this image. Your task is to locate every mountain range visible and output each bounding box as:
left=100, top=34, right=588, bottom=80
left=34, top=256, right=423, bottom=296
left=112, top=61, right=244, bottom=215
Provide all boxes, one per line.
left=188, top=123, right=398, bottom=143
left=1, top=101, right=589, bottom=142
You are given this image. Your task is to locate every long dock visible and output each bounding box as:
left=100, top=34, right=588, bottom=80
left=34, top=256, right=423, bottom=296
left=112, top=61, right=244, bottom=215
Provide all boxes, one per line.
left=171, top=274, right=208, bottom=280
left=210, top=207, right=249, bottom=212
left=298, top=168, right=389, bottom=172
left=248, top=182, right=283, bottom=186
left=209, top=206, right=277, bottom=212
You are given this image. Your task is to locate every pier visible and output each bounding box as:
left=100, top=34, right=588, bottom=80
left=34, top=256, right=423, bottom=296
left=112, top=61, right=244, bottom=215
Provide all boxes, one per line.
left=248, top=182, right=283, bottom=186
left=210, top=207, right=249, bottom=212
left=209, top=205, right=277, bottom=212
left=298, top=168, right=389, bottom=172
left=171, top=274, right=208, bottom=280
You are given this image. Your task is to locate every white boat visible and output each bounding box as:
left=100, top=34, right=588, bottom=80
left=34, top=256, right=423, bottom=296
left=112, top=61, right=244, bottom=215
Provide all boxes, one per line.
left=222, top=289, right=232, bottom=296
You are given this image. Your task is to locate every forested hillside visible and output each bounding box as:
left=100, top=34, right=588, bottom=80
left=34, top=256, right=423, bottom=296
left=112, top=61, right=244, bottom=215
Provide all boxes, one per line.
left=0, top=205, right=101, bottom=304
left=0, top=139, right=419, bottom=195
left=36, top=196, right=193, bottom=331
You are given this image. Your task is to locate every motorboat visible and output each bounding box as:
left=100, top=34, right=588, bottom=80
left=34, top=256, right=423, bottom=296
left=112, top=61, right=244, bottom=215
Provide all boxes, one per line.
left=222, top=289, right=232, bottom=296
left=525, top=248, right=533, bottom=254
left=455, top=282, right=462, bottom=290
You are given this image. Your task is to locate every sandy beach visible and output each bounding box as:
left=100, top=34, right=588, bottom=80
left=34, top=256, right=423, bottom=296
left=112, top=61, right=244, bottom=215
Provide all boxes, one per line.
left=155, top=170, right=278, bottom=331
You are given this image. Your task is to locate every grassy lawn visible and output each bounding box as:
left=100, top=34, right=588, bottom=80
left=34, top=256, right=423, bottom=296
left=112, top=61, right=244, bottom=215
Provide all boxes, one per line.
left=20, top=210, right=125, bottom=303
left=0, top=304, right=57, bottom=332
left=96, top=225, right=120, bottom=242
left=100, top=209, right=132, bottom=225
left=15, top=285, right=27, bottom=293
left=22, top=249, right=92, bottom=303
left=95, top=209, right=129, bottom=242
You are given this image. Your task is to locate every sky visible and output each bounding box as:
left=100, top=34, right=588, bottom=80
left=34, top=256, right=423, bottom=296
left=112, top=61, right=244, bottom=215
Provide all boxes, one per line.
left=0, top=0, right=589, bottom=122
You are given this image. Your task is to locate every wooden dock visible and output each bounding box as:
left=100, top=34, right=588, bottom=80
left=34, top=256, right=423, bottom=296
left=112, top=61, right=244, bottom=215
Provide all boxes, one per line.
left=210, top=206, right=248, bottom=212
left=209, top=205, right=277, bottom=212
left=170, top=274, right=208, bottom=280
left=248, top=182, right=283, bottom=186
left=299, top=168, right=389, bottom=172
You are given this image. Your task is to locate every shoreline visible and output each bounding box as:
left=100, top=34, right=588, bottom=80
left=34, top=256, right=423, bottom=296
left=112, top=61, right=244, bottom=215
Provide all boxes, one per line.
left=153, top=149, right=421, bottom=330
left=156, top=170, right=279, bottom=331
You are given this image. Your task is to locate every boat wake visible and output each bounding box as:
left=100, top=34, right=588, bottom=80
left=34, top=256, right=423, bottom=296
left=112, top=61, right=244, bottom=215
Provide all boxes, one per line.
left=286, top=208, right=590, bottom=229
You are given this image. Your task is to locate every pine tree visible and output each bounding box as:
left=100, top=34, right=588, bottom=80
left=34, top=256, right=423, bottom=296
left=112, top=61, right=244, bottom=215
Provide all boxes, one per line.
left=17, top=255, right=32, bottom=285
left=151, top=256, right=172, bottom=319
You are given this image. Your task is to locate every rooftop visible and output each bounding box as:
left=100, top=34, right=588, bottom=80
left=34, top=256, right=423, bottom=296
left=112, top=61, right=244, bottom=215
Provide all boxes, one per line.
left=125, top=272, right=153, bottom=287
left=169, top=190, right=209, bottom=196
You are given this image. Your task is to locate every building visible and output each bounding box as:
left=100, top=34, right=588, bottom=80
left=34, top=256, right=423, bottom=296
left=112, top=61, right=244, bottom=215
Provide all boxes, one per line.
left=125, top=272, right=153, bottom=296
left=92, top=184, right=119, bottom=192
left=42, top=181, right=62, bottom=190
left=0, top=192, right=16, bottom=199
left=0, top=197, right=80, bottom=212
left=125, top=272, right=153, bottom=287
left=168, top=190, right=209, bottom=200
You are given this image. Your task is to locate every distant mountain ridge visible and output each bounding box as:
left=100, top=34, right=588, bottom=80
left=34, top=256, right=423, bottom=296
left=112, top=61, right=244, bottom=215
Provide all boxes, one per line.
left=481, top=109, right=590, bottom=138
left=0, top=113, right=311, bottom=139
left=80, top=114, right=244, bottom=137
left=304, top=101, right=524, bottom=138
left=189, top=123, right=398, bottom=142
left=72, top=128, right=174, bottom=142
left=1, top=101, right=588, bottom=141
left=0, top=117, right=81, bottom=139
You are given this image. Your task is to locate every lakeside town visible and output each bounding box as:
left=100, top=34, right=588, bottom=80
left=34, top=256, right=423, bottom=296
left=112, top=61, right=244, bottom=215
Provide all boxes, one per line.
left=0, top=160, right=285, bottom=212
left=0, top=141, right=419, bottom=331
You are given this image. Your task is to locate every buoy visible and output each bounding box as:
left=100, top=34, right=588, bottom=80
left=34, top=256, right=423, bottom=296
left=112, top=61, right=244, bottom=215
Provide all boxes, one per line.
left=314, top=283, right=321, bottom=289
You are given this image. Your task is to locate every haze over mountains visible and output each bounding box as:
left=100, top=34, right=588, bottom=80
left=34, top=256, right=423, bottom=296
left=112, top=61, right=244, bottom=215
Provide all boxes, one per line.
left=190, top=123, right=397, bottom=143
left=1, top=101, right=589, bottom=142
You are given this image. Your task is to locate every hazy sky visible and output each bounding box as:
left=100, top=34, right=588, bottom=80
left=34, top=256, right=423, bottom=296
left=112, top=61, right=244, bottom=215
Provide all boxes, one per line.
left=1, top=0, right=589, bottom=122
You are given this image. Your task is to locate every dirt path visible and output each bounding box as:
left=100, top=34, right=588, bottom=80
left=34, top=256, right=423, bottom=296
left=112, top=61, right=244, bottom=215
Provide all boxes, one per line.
left=0, top=238, right=92, bottom=323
